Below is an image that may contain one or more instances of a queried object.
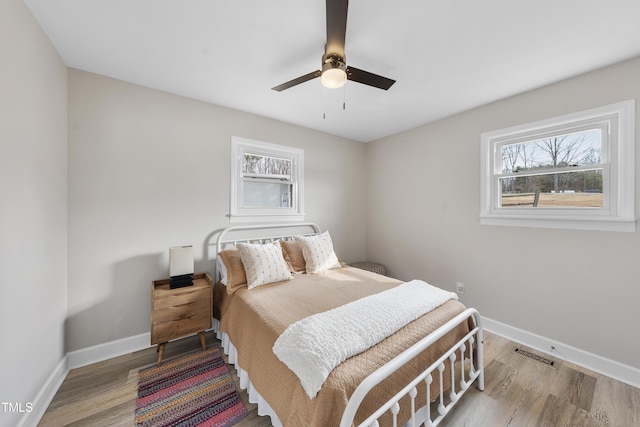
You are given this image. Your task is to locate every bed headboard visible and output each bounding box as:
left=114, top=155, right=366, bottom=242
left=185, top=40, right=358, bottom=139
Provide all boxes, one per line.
left=215, top=222, right=321, bottom=251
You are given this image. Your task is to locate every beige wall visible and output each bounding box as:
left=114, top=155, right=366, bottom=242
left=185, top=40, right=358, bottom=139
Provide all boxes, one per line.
left=66, top=69, right=367, bottom=352
left=366, top=57, right=640, bottom=370
left=0, top=0, right=68, bottom=425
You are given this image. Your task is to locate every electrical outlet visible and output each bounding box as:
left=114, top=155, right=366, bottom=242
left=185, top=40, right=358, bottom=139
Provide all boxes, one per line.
left=455, top=282, right=465, bottom=295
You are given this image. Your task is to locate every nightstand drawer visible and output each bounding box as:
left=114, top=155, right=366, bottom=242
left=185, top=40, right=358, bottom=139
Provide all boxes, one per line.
left=152, top=298, right=211, bottom=324
left=153, top=283, right=210, bottom=310
left=151, top=310, right=212, bottom=345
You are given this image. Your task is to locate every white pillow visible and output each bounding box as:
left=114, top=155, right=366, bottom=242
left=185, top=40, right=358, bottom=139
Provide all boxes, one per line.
left=297, top=231, right=341, bottom=274
left=216, top=255, right=228, bottom=285
left=236, top=241, right=292, bottom=289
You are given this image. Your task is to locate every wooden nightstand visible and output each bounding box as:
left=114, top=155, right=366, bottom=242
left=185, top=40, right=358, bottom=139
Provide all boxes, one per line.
left=151, top=273, right=213, bottom=366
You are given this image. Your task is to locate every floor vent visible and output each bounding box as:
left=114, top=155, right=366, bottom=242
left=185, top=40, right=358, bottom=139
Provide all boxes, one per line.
left=514, top=348, right=556, bottom=368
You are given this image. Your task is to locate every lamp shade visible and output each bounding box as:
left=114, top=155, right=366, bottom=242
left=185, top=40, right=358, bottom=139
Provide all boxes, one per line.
left=169, top=245, right=194, bottom=277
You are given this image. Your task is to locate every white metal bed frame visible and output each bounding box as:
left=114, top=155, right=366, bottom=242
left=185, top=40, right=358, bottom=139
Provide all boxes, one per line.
left=213, top=223, right=484, bottom=427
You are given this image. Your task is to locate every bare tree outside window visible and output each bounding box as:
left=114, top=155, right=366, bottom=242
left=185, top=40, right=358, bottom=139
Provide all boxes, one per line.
left=499, top=129, right=603, bottom=208
left=243, top=153, right=291, bottom=178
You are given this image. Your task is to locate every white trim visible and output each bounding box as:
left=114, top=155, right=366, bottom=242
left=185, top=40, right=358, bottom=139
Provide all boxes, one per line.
left=16, top=356, right=69, bottom=427
left=480, top=215, right=636, bottom=232
left=482, top=316, right=640, bottom=389
left=229, top=136, right=305, bottom=223
left=21, top=333, right=152, bottom=426
left=23, top=330, right=217, bottom=425
left=480, top=100, right=636, bottom=232
left=227, top=213, right=306, bottom=224
left=66, top=332, right=151, bottom=369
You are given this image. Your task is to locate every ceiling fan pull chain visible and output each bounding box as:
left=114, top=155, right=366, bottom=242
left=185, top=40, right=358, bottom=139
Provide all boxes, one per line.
left=343, top=84, right=346, bottom=110
left=323, top=86, right=327, bottom=120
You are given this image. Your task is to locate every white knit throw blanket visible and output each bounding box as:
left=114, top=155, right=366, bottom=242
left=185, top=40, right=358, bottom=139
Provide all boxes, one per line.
left=272, top=280, right=458, bottom=398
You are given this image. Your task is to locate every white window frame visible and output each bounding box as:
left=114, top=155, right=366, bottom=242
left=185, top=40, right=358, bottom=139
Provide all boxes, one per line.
left=480, top=100, right=635, bottom=232
left=230, top=136, right=304, bottom=223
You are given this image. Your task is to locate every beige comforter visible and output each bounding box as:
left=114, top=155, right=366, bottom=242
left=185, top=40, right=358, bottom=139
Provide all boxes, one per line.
left=216, top=266, right=472, bottom=426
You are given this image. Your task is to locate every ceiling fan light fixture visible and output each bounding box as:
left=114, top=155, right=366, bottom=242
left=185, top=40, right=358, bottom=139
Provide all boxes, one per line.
left=321, top=68, right=346, bottom=88
left=321, top=55, right=347, bottom=89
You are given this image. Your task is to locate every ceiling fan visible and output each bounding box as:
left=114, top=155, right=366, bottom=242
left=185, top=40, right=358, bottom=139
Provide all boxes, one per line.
left=271, top=0, right=396, bottom=92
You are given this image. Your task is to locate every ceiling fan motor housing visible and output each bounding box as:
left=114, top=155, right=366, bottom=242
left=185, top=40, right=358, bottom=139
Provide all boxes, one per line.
left=322, top=53, right=346, bottom=73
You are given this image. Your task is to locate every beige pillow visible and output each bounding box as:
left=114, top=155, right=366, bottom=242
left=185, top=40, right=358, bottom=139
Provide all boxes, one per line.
left=237, top=241, right=292, bottom=289
left=297, top=231, right=342, bottom=274
left=280, top=239, right=306, bottom=273
left=217, top=249, right=247, bottom=295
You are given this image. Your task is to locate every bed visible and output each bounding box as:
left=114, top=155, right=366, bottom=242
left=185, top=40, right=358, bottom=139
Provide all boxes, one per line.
left=212, top=223, right=484, bottom=427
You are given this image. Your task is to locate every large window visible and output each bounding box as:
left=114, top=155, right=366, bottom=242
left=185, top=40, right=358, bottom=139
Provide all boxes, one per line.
left=230, top=137, right=304, bottom=222
left=480, top=100, right=635, bottom=231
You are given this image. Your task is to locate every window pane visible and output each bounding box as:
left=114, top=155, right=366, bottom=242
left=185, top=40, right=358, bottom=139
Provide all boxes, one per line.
left=501, top=129, right=601, bottom=173
left=243, top=181, right=292, bottom=208
left=243, top=153, right=291, bottom=178
left=500, top=170, right=603, bottom=208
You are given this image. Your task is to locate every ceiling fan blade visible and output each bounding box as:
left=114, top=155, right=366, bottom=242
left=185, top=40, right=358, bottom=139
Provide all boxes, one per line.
left=325, top=0, right=348, bottom=58
left=271, top=70, right=322, bottom=92
left=346, top=66, right=396, bottom=90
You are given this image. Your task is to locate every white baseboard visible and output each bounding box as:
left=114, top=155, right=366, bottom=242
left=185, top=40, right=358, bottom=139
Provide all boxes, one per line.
left=66, top=332, right=151, bottom=370
left=481, top=316, right=640, bottom=389
left=20, top=332, right=152, bottom=426
left=17, top=356, right=68, bottom=427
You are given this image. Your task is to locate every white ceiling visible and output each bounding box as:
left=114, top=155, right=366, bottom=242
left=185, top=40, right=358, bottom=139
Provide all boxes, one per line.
left=25, top=0, right=640, bottom=142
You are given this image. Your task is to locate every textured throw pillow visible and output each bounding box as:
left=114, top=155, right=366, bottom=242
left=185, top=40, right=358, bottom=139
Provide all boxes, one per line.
left=217, top=249, right=248, bottom=295
left=237, top=241, right=292, bottom=289
left=297, top=231, right=342, bottom=274
left=280, top=239, right=306, bottom=273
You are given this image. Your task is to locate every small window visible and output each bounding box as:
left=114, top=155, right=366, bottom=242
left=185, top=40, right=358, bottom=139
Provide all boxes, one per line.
left=481, top=100, right=635, bottom=232
left=230, top=137, right=304, bottom=222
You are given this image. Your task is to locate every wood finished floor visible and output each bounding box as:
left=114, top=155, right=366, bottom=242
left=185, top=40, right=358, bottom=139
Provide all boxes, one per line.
left=39, top=331, right=639, bottom=427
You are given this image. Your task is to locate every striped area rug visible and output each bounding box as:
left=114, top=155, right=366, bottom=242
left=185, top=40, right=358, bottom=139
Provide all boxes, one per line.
left=135, top=348, right=248, bottom=427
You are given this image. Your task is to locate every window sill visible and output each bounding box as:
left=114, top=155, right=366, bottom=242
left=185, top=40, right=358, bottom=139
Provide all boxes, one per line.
left=228, top=213, right=306, bottom=224
left=480, top=215, right=636, bottom=232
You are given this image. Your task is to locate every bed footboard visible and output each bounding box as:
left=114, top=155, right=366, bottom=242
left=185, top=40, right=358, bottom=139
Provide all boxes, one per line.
left=340, top=308, right=484, bottom=427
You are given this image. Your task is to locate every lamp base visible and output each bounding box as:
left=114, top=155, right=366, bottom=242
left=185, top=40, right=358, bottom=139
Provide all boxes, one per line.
left=169, top=274, right=193, bottom=289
